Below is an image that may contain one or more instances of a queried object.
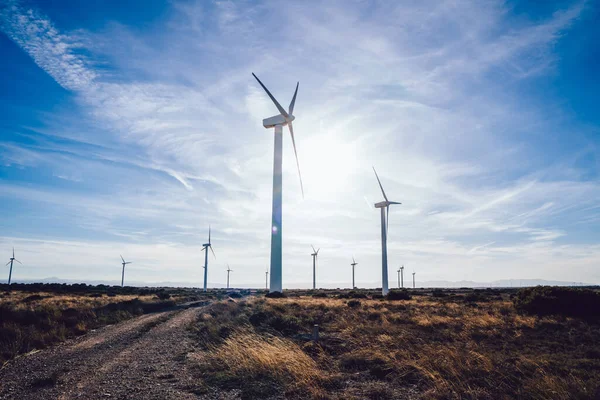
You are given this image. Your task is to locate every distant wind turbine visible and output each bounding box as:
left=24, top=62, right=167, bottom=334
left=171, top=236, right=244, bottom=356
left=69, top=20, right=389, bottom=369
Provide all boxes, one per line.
left=226, top=264, right=233, bottom=289
left=351, top=257, right=358, bottom=289
left=120, top=255, right=132, bottom=287
left=399, top=265, right=404, bottom=288
left=373, top=167, right=401, bottom=295
left=201, top=226, right=216, bottom=292
left=253, top=73, right=303, bottom=293
left=311, top=245, right=320, bottom=290
left=412, top=271, right=416, bottom=289
left=6, top=248, right=21, bottom=285
left=265, top=267, right=269, bottom=290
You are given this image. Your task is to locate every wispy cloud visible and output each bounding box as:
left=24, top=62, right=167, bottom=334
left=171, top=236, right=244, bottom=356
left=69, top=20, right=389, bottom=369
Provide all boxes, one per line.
left=0, top=0, right=598, bottom=286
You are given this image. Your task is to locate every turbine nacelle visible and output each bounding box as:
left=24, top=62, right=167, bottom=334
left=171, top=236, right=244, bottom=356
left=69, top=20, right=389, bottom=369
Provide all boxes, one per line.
left=263, top=114, right=295, bottom=129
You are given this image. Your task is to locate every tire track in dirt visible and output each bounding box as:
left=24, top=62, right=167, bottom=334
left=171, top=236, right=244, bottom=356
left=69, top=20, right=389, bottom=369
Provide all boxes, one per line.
left=0, top=304, right=211, bottom=400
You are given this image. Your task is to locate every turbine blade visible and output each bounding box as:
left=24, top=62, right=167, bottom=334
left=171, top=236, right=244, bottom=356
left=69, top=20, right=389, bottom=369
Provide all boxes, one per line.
left=316, top=248, right=320, bottom=255
left=208, top=225, right=211, bottom=244
left=5, top=261, right=10, bottom=266
left=288, top=122, right=305, bottom=198
left=12, top=247, right=15, bottom=258
left=372, top=167, right=388, bottom=202
left=289, top=81, right=299, bottom=115
left=252, top=73, right=289, bottom=118
left=311, top=245, right=316, bottom=253
left=389, top=201, right=402, bottom=205
left=210, top=246, right=216, bottom=259
left=120, top=254, right=125, bottom=263
left=14, top=259, right=22, bottom=264
left=201, top=246, right=206, bottom=252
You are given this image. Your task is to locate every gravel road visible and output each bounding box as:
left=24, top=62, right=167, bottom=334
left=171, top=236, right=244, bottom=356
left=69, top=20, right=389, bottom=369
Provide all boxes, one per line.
left=0, top=303, right=228, bottom=400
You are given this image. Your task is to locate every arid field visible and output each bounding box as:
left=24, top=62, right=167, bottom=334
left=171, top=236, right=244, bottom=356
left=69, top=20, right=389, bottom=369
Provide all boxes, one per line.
left=1, top=285, right=600, bottom=399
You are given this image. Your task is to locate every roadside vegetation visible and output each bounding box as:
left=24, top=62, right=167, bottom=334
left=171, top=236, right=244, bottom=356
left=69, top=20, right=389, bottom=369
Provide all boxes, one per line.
left=189, top=287, right=600, bottom=399
left=0, top=283, right=218, bottom=365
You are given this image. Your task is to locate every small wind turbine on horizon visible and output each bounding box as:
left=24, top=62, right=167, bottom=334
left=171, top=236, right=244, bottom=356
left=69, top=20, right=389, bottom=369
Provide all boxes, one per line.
left=265, top=267, right=269, bottom=290
left=253, top=73, right=303, bottom=294
left=226, top=264, right=233, bottom=289
left=373, top=167, right=401, bottom=296
left=351, top=257, right=358, bottom=289
left=120, top=255, right=132, bottom=287
left=399, top=265, right=404, bottom=288
left=6, top=248, right=21, bottom=285
left=311, top=245, right=320, bottom=290
left=412, top=271, right=416, bottom=289
left=201, top=226, right=216, bottom=292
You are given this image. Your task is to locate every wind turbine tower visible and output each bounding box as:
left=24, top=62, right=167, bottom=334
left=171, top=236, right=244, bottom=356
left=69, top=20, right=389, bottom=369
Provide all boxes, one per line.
left=201, top=226, right=216, bottom=292
left=265, top=268, right=269, bottom=290
left=120, top=255, right=132, bottom=287
left=400, top=265, right=404, bottom=288
left=311, top=245, right=320, bottom=290
left=226, top=264, right=233, bottom=289
left=252, top=73, right=303, bottom=293
left=6, top=248, right=21, bottom=285
left=351, top=257, right=357, bottom=289
left=412, top=271, right=416, bottom=289
left=373, top=167, right=401, bottom=296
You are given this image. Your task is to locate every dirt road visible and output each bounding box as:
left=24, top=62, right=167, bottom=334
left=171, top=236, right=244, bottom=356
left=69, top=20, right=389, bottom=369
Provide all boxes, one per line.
left=0, top=303, right=221, bottom=400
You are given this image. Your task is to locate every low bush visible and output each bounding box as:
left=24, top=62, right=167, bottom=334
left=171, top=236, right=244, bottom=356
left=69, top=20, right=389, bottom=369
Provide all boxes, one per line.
left=386, top=290, right=411, bottom=300
left=513, top=286, right=600, bottom=319
left=265, top=291, right=286, bottom=299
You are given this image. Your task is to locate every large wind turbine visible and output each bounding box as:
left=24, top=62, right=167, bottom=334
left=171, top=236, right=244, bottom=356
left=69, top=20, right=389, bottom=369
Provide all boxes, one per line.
left=201, top=226, right=216, bottom=292
left=226, top=264, right=233, bottom=289
left=253, top=73, right=303, bottom=293
left=351, top=257, right=357, bottom=289
left=311, top=245, right=320, bottom=290
left=373, top=167, right=401, bottom=296
left=6, top=248, right=21, bottom=285
left=120, top=255, right=132, bottom=287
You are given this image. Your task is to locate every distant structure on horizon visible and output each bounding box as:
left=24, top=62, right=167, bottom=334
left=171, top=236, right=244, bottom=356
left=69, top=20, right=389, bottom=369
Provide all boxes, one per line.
left=226, top=264, right=233, bottom=289
left=201, top=226, right=216, bottom=292
left=253, top=73, right=303, bottom=294
left=6, top=248, right=22, bottom=285
left=311, top=245, right=320, bottom=290
left=373, top=167, right=401, bottom=296
left=351, top=257, right=358, bottom=289
left=120, top=255, right=132, bottom=287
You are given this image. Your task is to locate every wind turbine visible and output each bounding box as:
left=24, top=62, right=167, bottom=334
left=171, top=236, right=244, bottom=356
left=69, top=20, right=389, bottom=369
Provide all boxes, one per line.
left=226, top=264, right=233, bottom=289
left=265, top=267, right=269, bottom=290
left=373, top=167, right=401, bottom=296
left=201, top=226, right=216, bottom=292
left=311, top=245, right=320, bottom=290
left=399, top=265, right=404, bottom=288
left=351, top=257, right=357, bottom=289
left=6, top=248, right=21, bottom=285
left=120, top=255, right=132, bottom=287
left=412, top=271, right=416, bottom=289
left=252, top=73, right=303, bottom=294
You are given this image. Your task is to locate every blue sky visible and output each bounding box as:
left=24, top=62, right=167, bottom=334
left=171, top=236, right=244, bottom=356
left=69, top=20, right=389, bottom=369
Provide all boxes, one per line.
left=0, top=0, right=598, bottom=287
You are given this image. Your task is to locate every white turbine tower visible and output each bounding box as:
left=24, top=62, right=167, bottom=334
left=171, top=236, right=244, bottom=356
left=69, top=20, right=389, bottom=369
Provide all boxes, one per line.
left=265, top=267, right=269, bottom=290
left=373, top=167, right=401, bottom=296
left=253, top=73, right=303, bottom=294
left=201, top=226, right=216, bottom=292
left=311, top=245, right=320, bottom=290
left=120, top=255, right=132, bottom=287
left=400, top=265, right=404, bottom=288
left=226, top=264, right=233, bottom=289
left=351, top=257, right=358, bottom=289
left=412, top=271, right=416, bottom=289
left=6, top=248, right=21, bottom=285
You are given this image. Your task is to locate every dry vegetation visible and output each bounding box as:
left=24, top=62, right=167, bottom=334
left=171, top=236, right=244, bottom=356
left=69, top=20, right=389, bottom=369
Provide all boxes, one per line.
left=189, top=288, right=600, bottom=399
left=0, top=283, right=210, bottom=365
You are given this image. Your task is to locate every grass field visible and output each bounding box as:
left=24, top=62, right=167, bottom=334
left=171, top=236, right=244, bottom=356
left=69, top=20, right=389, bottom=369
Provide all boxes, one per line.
left=189, top=288, right=600, bottom=399
left=0, top=283, right=209, bottom=365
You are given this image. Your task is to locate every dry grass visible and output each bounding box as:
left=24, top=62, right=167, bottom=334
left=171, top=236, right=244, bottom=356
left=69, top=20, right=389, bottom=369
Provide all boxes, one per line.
left=189, top=291, right=600, bottom=399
